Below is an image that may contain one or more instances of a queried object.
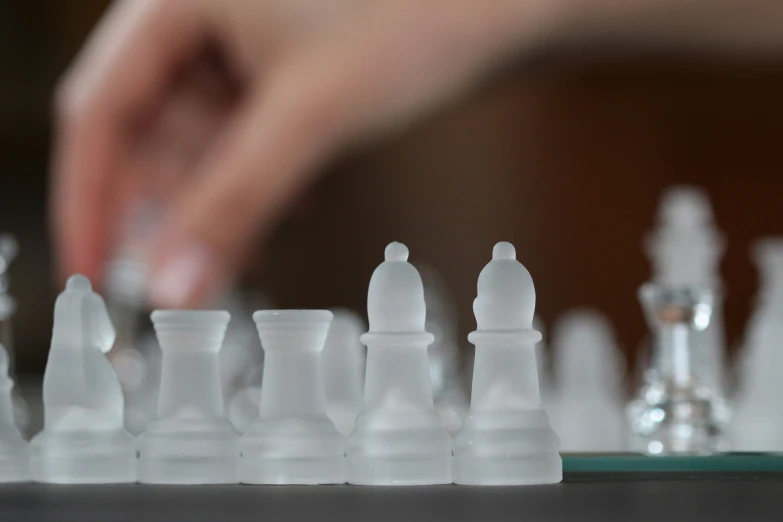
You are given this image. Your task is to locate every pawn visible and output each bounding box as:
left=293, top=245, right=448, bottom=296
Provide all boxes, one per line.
left=731, top=239, right=783, bottom=451
left=548, top=310, right=627, bottom=452
left=30, top=275, right=136, bottom=483
left=0, top=343, right=27, bottom=482
left=137, top=310, right=239, bottom=484
left=241, top=310, right=344, bottom=484
left=346, top=242, right=452, bottom=485
left=453, top=243, right=561, bottom=485
left=323, top=308, right=366, bottom=436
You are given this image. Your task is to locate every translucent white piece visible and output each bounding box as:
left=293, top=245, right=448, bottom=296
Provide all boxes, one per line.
left=347, top=243, right=452, bottom=485
left=453, top=242, right=561, bottom=485
left=421, top=266, right=468, bottom=436
left=534, top=315, right=555, bottom=413
left=0, top=343, right=27, bottom=482
left=228, top=385, right=261, bottom=434
left=241, top=310, right=344, bottom=485
left=323, top=308, right=366, bottom=436
left=30, top=275, right=136, bottom=484
left=548, top=310, right=627, bottom=452
left=137, top=310, right=239, bottom=484
left=731, top=239, right=783, bottom=451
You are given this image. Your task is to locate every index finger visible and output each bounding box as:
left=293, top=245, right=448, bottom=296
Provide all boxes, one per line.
left=51, top=0, right=203, bottom=285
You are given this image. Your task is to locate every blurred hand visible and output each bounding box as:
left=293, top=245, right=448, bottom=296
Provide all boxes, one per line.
left=51, top=0, right=563, bottom=308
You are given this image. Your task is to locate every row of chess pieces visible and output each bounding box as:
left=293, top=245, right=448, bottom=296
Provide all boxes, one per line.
left=0, top=241, right=562, bottom=486
left=1, top=183, right=781, bottom=485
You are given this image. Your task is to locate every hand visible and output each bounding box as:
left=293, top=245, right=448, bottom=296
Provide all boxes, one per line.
left=51, top=0, right=563, bottom=308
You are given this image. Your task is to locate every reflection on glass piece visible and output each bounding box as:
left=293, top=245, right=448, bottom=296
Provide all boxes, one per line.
left=627, top=283, right=726, bottom=455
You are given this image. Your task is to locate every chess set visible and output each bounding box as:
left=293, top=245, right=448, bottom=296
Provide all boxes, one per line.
left=0, top=241, right=560, bottom=485
left=0, top=184, right=782, bottom=487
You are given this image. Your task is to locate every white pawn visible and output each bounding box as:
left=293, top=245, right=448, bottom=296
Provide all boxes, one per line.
left=241, top=310, right=344, bottom=484
left=731, top=239, right=783, bottom=451
left=453, top=242, right=561, bottom=485
left=549, top=310, right=627, bottom=453
left=0, top=343, right=27, bottom=482
left=346, top=242, right=451, bottom=485
left=30, top=275, right=136, bottom=483
left=323, top=308, right=366, bottom=436
left=137, top=310, right=239, bottom=484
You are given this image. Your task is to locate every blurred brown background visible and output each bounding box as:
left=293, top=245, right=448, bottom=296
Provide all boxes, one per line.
left=2, top=1, right=783, bottom=375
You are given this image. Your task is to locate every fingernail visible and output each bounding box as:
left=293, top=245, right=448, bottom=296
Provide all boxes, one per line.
left=149, top=242, right=220, bottom=309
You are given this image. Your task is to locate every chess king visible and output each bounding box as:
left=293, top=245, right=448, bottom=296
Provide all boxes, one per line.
left=30, top=275, right=136, bottom=483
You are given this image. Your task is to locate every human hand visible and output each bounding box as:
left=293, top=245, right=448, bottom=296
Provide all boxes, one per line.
left=51, top=0, right=563, bottom=308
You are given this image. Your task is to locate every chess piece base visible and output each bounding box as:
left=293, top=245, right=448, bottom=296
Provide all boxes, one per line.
left=240, top=417, right=345, bottom=485
left=347, top=422, right=452, bottom=485
left=346, top=454, right=452, bottom=485
left=138, top=457, right=239, bottom=484
left=0, top=442, right=29, bottom=483
left=137, top=417, right=239, bottom=484
left=452, top=453, right=562, bottom=486
left=30, top=429, right=136, bottom=484
left=452, top=409, right=562, bottom=485
left=240, top=456, right=345, bottom=485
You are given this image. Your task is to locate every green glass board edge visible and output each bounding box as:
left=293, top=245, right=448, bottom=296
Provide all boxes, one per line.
left=562, top=453, right=783, bottom=472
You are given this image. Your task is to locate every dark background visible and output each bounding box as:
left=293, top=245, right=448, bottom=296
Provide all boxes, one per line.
left=3, top=1, right=783, bottom=376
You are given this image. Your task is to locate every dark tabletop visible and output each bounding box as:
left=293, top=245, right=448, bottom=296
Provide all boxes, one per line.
left=2, top=472, right=782, bottom=522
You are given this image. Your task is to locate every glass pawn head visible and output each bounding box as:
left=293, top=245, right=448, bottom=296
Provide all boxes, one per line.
left=366, top=242, right=426, bottom=333
left=473, top=242, right=535, bottom=331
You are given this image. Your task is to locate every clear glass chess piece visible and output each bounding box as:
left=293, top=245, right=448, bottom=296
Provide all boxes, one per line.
left=627, top=284, right=725, bottom=454
left=137, top=310, right=239, bottom=484
left=645, top=186, right=729, bottom=424
left=30, top=275, right=137, bottom=483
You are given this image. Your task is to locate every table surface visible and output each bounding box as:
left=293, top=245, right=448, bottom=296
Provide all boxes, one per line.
left=2, top=472, right=783, bottom=522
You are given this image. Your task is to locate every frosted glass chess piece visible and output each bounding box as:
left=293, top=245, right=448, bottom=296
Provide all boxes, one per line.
left=534, top=315, right=555, bottom=413
left=0, top=235, right=29, bottom=435
left=228, top=365, right=263, bottom=434
left=30, top=275, right=136, bottom=483
left=241, top=310, right=344, bottom=484
left=226, top=292, right=271, bottom=434
left=220, top=294, right=265, bottom=412
left=549, top=310, right=627, bottom=453
left=453, top=242, right=561, bottom=485
left=730, top=239, right=783, bottom=451
left=0, top=343, right=27, bottom=482
left=627, top=284, right=724, bottom=454
left=137, top=310, right=239, bottom=484
left=323, top=308, right=366, bottom=436
left=346, top=243, right=451, bottom=485
left=645, top=186, right=728, bottom=416
left=421, top=266, right=468, bottom=436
